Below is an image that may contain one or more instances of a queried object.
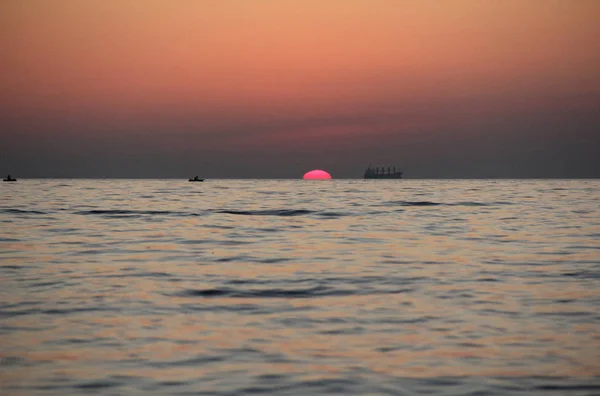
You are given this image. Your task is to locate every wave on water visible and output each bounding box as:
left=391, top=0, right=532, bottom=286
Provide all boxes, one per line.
left=215, top=209, right=315, bottom=216
left=175, top=286, right=352, bottom=298
left=74, top=208, right=333, bottom=218
left=3, top=201, right=515, bottom=220
left=74, top=210, right=183, bottom=216
left=174, top=285, right=414, bottom=299
left=387, top=201, right=513, bottom=207
left=2, top=207, right=348, bottom=218
left=1, top=208, right=48, bottom=214
left=393, top=201, right=442, bottom=206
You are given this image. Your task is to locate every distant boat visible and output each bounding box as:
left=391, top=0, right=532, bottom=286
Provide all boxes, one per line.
left=3, top=175, right=17, bottom=182
left=188, top=176, right=204, bottom=182
left=364, top=165, right=402, bottom=179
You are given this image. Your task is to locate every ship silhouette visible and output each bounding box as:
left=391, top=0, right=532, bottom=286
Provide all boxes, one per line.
left=364, top=165, right=402, bottom=179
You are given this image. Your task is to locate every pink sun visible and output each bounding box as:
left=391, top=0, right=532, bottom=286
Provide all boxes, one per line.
left=303, top=169, right=332, bottom=180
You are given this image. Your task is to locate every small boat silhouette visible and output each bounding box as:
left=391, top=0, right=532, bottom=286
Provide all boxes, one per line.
left=188, top=176, right=204, bottom=182
left=3, top=174, right=17, bottom=182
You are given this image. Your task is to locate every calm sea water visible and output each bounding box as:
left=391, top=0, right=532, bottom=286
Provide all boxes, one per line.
left=1, top=179, right=599, bottom=395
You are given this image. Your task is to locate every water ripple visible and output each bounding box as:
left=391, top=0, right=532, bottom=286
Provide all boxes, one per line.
left=215, top=209, right=315, bottom=216
left=1, top=179, right=599, bottom=395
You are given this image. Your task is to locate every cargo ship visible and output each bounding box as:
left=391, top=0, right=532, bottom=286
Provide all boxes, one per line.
left=364, top=165, right=402, bottom=179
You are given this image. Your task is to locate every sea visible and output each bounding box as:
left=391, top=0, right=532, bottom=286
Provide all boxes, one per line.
left=1, top=179, right=599, bottom=395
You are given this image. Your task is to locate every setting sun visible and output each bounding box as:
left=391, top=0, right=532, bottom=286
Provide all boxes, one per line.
left=303, top=169, right=332, bottom=180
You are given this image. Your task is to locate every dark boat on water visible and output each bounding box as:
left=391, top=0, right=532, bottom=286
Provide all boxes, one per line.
left=189, top=176, right=204, bottom=182
left=364, top=165, right=402, bottom=179
left=3, top=174, right=17, bottom=182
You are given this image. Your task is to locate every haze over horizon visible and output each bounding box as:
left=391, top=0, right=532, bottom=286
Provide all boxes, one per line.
left=1, top=0, right=599, bottom=179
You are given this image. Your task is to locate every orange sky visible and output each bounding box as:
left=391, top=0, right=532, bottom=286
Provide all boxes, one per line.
left=1, top=0, right=599, bottom=177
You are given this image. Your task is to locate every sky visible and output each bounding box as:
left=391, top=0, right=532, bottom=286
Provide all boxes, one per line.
left=1, top=0, right=599, bottom=178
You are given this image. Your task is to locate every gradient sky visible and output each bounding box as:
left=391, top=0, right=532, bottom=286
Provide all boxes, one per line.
left=1, top=0, right=599, bottom=178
